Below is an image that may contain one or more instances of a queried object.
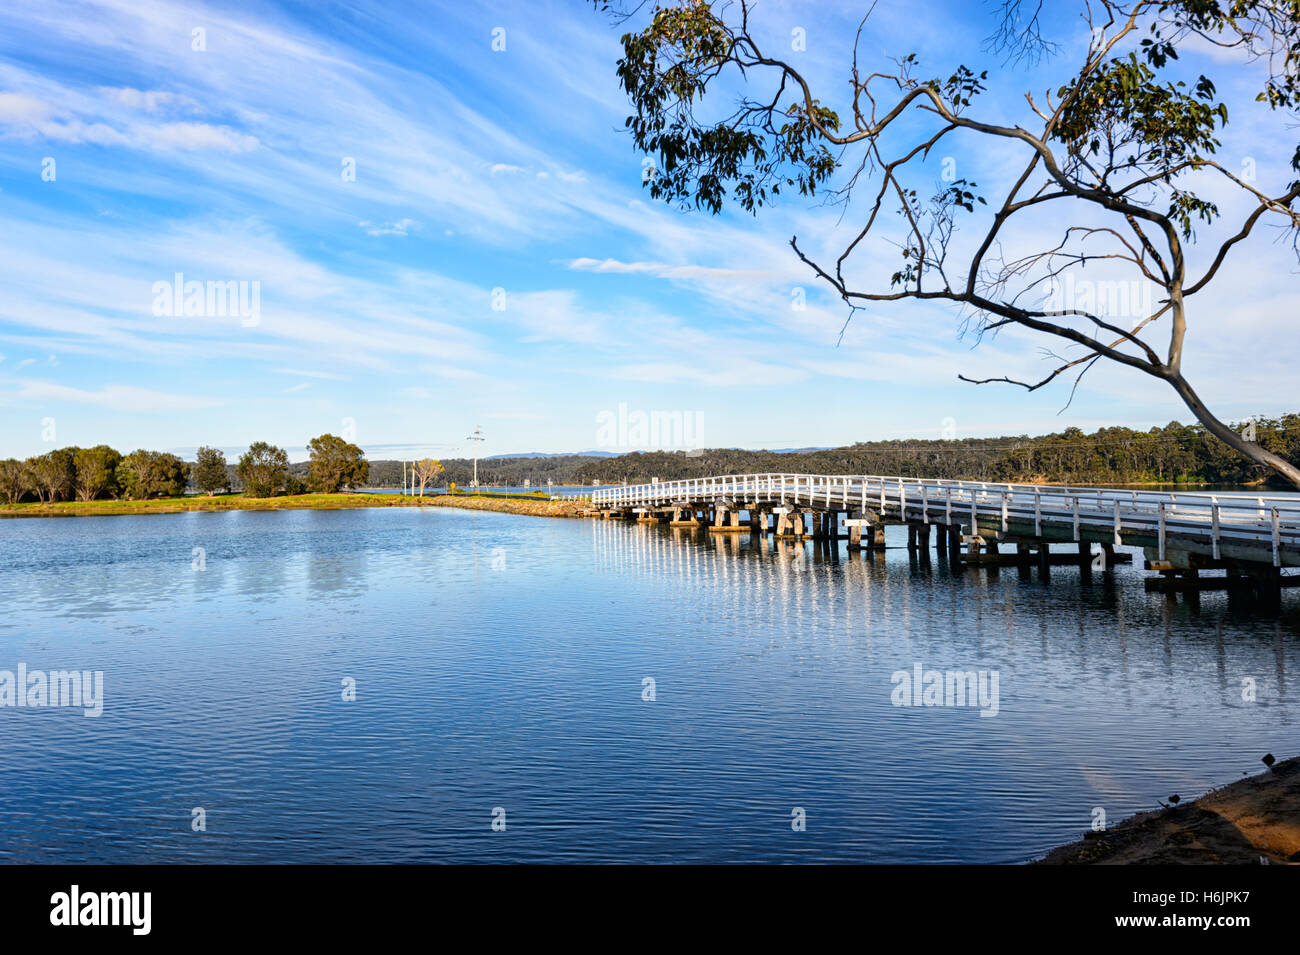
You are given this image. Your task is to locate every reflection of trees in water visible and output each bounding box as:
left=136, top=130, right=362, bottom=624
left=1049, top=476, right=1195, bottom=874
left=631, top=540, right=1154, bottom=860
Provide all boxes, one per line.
left=235, top=549, right=287, bottom=601
left=307, top=549, right=368, bottom=598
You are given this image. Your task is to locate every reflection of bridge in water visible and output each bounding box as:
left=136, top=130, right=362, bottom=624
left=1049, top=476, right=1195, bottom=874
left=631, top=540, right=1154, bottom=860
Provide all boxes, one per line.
left=587, top=473, right=1300, bottom=607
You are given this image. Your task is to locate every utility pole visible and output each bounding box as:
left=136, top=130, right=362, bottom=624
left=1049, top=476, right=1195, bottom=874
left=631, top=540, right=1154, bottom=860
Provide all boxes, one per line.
left=467, top=425, right=485, bottom=488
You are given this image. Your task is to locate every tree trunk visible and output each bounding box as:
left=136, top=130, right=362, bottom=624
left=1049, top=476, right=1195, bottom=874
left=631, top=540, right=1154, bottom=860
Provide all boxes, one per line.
left=1170, top=373, right=1300, bottom=487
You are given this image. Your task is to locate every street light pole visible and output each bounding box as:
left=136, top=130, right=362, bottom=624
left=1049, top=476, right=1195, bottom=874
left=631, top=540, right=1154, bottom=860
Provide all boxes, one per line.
left=466, top=425, right=485, bottom=488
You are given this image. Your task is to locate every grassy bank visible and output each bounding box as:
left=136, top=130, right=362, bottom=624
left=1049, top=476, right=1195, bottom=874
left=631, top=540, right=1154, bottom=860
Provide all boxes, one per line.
left=0, top=491, right=590, bottom=519
left=0, top=492, right=427, bottom=517
left=1038, top=754, right=1299, bottom=864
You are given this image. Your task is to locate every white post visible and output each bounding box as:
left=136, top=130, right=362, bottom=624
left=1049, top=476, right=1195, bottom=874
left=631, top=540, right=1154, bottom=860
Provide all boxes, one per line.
left=1211, top=501, right=1220, bottom=561
left=1157, top=503, right=1166, bottom=562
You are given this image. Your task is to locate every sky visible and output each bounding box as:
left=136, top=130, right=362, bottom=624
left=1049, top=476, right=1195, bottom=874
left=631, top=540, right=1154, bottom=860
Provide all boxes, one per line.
left=0, top=0, right=1295, bottom=462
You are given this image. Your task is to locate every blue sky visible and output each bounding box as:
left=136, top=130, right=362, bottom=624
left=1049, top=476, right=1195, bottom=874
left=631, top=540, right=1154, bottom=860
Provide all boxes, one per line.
left=0, top=0, right=1295, bottom=461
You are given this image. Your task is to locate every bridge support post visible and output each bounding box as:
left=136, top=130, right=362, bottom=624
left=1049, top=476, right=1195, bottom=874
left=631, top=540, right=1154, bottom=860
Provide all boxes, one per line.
left=1037, top=542, right=1051, bottom=580
left=1100, top=542, right=1115, bottom=571
left=935, top=523, right=950, bottom=557
left=1245, top=565, right=1283, bottom=610
left=868, top=524, right=885, bottom=551
left=670, top=506, right=699, bottom=527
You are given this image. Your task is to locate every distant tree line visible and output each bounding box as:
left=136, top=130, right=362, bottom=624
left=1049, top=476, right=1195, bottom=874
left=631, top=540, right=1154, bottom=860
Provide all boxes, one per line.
left=565, top=417, right=1300, bottom=488
left=366, top=416, right=1299, bottom=489
left=0, top=433, right=369, bottom=504
left=6, top=417, right=1294, bottom=504
left=364, top=456, right=575, bottom=488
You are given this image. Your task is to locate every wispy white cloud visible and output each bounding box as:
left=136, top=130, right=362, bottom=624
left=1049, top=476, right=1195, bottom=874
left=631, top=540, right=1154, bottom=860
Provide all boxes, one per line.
left=359, top=218, right=419, bottom=237
left=276, top=367, right=350, bottom=380
left=3, top=378, right=224, bottom=411
left=0, top=91, right=257, bottom=152
left=97, top=86, right=201, bottom=113
left=568, top=257, right=772, bottom=282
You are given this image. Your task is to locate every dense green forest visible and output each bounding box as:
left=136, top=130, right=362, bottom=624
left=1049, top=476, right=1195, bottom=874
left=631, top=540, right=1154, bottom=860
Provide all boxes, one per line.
left=372, top=416, right=1300, bottom=489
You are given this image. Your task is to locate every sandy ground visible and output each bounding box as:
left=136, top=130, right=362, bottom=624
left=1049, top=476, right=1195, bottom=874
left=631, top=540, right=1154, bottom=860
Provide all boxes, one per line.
left=1038, top=755, right=1300, bottom=864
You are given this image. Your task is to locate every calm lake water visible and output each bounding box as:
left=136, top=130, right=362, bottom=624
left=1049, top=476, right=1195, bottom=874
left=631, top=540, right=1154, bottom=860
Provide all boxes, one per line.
left=0, top=506, right=1295, bottom=863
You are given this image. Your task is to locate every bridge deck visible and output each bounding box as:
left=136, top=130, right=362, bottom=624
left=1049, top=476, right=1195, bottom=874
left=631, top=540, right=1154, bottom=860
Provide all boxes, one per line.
left=588, top=473, right=1300, bottom=570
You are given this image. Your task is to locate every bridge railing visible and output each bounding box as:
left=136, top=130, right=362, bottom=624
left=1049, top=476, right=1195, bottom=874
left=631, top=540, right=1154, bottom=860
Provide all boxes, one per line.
left=588, top=473, right=1300, bottom=566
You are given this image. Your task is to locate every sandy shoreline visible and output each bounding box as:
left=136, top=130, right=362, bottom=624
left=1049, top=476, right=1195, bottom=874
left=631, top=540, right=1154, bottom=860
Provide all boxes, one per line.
left=1038, top=755, right=1299, bottom=864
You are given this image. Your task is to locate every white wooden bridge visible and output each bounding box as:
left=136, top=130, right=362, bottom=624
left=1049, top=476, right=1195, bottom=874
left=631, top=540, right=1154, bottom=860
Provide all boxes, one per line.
left=586, top=473, right=1300, bottom=604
